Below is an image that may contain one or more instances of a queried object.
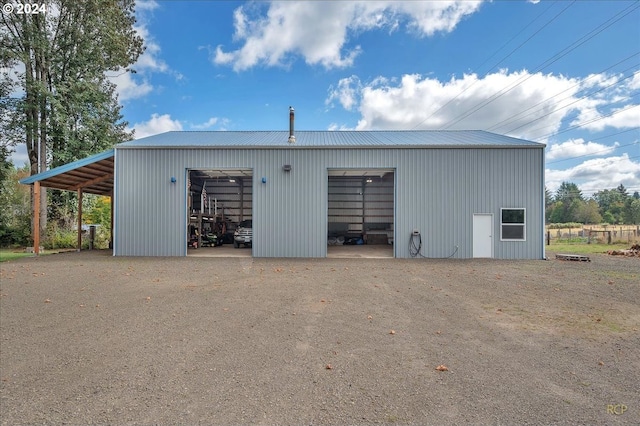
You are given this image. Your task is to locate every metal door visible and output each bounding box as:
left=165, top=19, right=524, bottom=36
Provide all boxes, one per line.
left=473, top=214, right=493, bottom=258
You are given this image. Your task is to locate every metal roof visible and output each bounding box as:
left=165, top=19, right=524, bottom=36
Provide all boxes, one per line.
left=19, top=149, right=114, bottom=196
left=118, top=130, right=544, bottom=149
left=18, top=130, right=543, bottom=195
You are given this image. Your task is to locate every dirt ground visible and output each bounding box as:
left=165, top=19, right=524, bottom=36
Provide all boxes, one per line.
left=1, top=250, right=638, bottom=425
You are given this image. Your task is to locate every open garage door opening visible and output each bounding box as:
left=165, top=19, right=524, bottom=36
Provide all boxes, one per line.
left=327, top=169, right=395, bottom=258
left=187, top=169, right=253, bottom=257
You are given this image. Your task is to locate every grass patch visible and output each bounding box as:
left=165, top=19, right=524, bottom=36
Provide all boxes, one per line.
left=0, top=248, right=78, bottom=262
left=0, top=249, right=33, bottom=262
left=546, top=242, right=631, bottom=254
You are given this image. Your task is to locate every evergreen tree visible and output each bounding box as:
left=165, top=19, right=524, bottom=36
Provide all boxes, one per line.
left=593, top=188, right=626, bottom=224
left=1, top=0, right=143, bottom=239
left=552, top=182, right=583, bottom=223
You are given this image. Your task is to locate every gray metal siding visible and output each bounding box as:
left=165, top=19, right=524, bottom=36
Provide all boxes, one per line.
left=393, top=148, right=544, bottom=259
left=114, top=147, right=544, bottom=259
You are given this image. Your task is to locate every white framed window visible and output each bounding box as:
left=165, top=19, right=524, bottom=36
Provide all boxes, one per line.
left=501, top=208, right=525, bottom=241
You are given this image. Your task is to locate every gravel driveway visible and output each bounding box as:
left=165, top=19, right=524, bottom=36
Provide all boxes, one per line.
left=1, top=250, right=638, bottom=425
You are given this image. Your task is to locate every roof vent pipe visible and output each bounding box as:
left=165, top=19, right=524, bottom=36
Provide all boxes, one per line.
left=288, top=106, right=296, bottom=143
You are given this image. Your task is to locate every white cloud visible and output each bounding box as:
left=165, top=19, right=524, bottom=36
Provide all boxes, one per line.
left=8, top=143, right=29, bottom=168
left=109, top=1, right=181, bottom=102
left=629, top=72, right=640, bottom=90
left=325, top=68, right=640, bottom=143
left=326, top=75, right=362, bottom=111
left=571, top=104, right=640, bottom=133
left=214, top=1, right=484, bottom=71
left=133, top=23, right=168, bottom=74
left=136, top=0, right=158, bottom=12
left=546, top=154, right=640, bottom=196
left=107, top=69, right=153, bottom=101
left=131, top=114, right=183, bottom=139
left=192, top=117, right=219, bottom=130
left=326, top=70, right=581, bottom=139
left=546, top=138, right=620, bottom=161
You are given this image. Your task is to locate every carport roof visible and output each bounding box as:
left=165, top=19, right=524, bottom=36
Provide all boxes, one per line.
left=119, top=130, right=545, bottom=149
left=19, top=149, right=114, bottom=196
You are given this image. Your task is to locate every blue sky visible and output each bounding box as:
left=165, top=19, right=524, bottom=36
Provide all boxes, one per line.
left=11, top=0, right=640, bottom=196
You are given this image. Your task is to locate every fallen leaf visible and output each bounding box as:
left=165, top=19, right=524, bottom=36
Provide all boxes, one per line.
left=435, top=365, right=449, bottom=371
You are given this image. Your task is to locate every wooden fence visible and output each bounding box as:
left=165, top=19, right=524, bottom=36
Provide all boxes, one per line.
left=545, top=225, right=640, bottom=244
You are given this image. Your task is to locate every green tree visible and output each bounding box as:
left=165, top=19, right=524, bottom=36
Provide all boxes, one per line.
left=544, top=186, right=553, bottom=223
left=1, top=0, right=143, bottom=240
left=628, top=199, right=640, bottom=224
left=593, top=188, right=626, bottom=224
left=575, top=199, right=602, bottom=224
left=0, top=165, right=32, bottom=246
left=548, top=201, right=565, bottom=224
left=551, top=182, right=583, bottom=223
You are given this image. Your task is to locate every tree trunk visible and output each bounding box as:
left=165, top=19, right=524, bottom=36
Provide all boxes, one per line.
left=36, top=24, right=48, bottom=234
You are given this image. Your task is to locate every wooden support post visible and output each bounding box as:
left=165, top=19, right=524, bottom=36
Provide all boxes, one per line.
left=110, top=190, right=114, bottom=250
left=77, top=188, right=83, bottom=251
left=33, top=181, right=40, bottom=255
left=239, top=179, right=244, bottom=222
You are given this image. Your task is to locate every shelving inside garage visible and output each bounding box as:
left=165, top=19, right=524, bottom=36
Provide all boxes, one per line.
left=189, top=170, right=252, bottom=223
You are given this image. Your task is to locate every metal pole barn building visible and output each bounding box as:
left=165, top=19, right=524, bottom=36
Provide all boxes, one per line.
left=109, top=128, right=545, bottom=259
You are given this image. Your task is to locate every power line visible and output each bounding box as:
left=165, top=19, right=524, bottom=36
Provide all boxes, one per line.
left=546, top=140, right=639, bottom=164
left=486, top=53, right=639, bottom=133
left=589, top=127, right=640, bottom=142
left=533, top=100, right=640, bottom=140
left=502, top=70, right=639, bottom=136
left=410, top=0, right=573, bottom=130
left=440, top=1, right=640, bottom=130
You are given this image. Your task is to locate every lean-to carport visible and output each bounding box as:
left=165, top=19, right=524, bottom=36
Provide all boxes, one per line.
left=19, top=149, right=115, bottom=255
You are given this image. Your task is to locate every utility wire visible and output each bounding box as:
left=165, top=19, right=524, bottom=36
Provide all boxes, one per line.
left=469, top=0, right=564, bottom=76
left=440, top=1, right=640, bottom=130
left=410, top=0, right=571, bottom=130
left=533, top=100, right=640, bottom=140
left=588, top=127, right=640, bottom=142
left=546, top=140, right=639, bottom=165
left=502, top=70, right=639, bottom=135
left=486, top=52, right=639, bottom=132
